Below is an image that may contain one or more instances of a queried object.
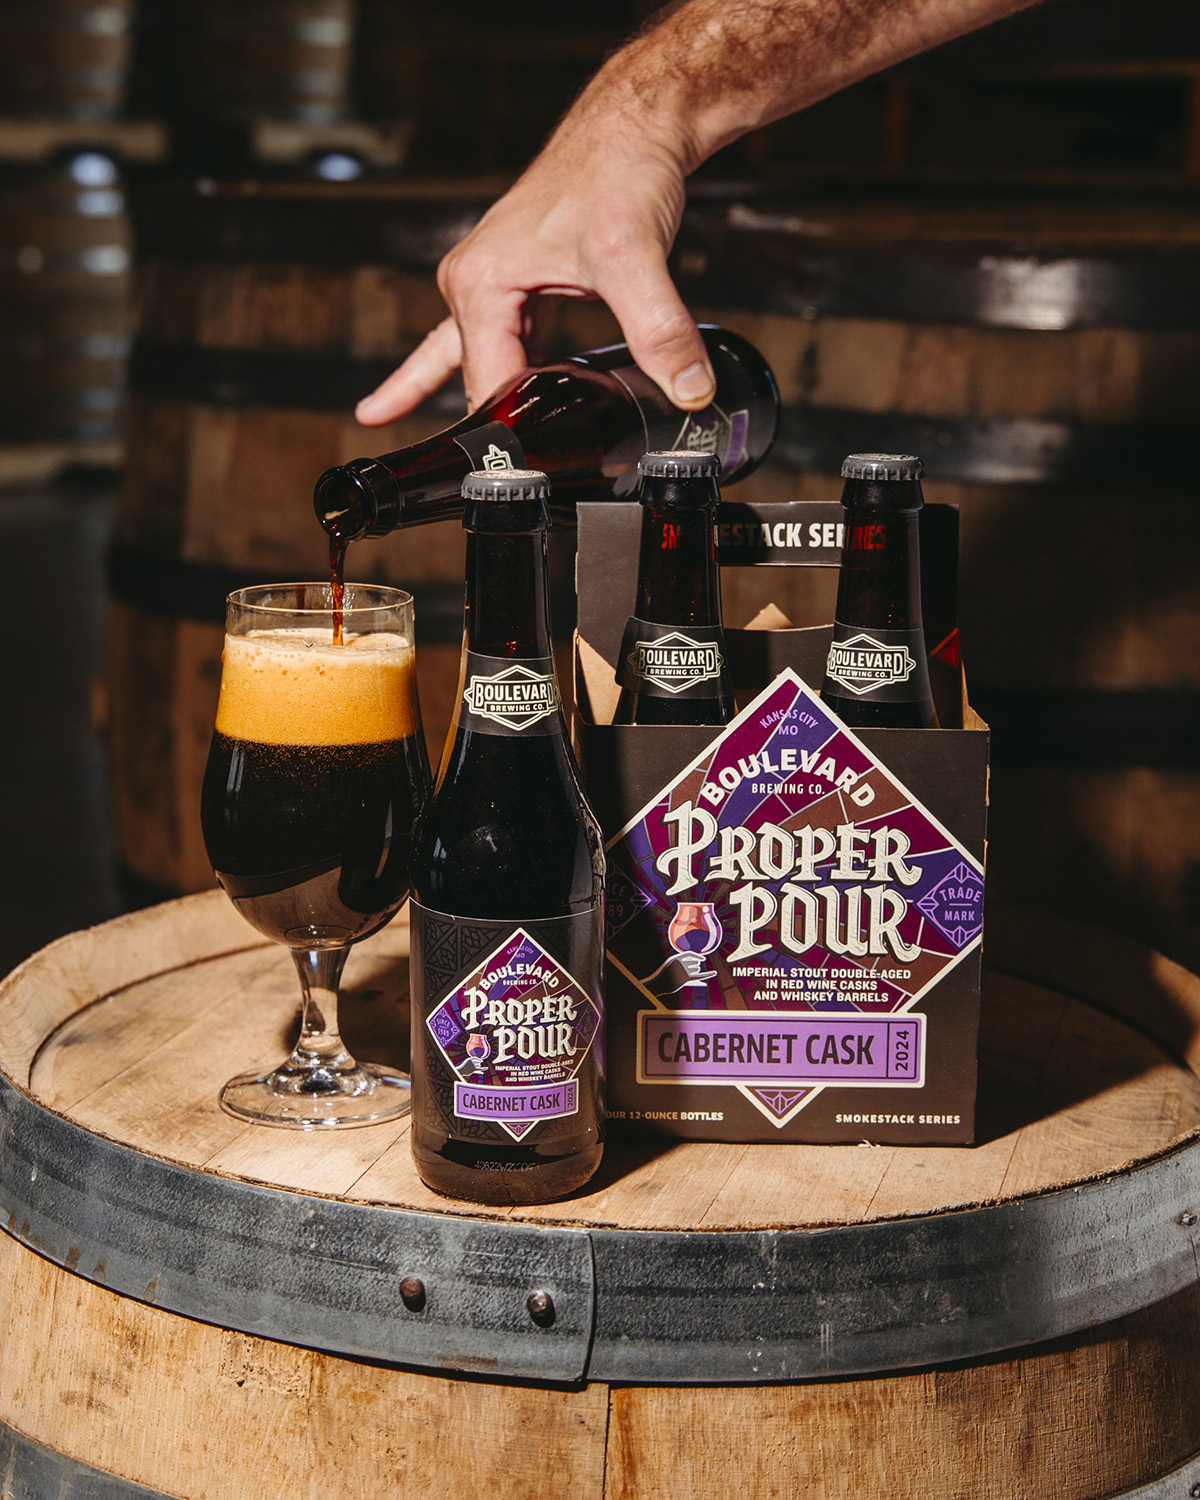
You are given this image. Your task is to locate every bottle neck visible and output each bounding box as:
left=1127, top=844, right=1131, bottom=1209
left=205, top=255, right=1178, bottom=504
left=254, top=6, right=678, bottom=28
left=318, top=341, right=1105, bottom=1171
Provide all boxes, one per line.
left=834, top=481, right=924, bottom=631
left=633, top=489, right=723, bottom=629
left=464, top=529, right=553, bottom=659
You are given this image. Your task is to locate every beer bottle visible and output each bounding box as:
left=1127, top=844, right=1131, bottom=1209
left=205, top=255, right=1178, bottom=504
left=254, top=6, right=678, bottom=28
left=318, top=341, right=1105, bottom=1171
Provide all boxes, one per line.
left=408, top=468, right=605, bottom=1205
left=821, top=453, right=939, bottom=730
left=314, top=325, right=779, bottom=543
left=613, top=449, right=735, bottom=727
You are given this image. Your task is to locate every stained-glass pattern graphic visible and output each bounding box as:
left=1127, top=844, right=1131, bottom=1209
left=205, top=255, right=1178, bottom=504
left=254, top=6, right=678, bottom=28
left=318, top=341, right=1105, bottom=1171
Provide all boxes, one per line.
left=427, top=929, right=601, bottom=1141
left=605, top=670, right=982, bottom=1125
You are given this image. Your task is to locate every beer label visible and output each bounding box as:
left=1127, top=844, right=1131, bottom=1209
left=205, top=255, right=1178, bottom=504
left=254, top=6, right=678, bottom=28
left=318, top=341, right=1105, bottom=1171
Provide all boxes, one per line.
left=671, top=404, right=749, bottom=476
left=459, top=651, right=562, bottom=737
left=606, top=359, right=750, bottom=490
left=617, top=618, right=729, bottom=699
left=604, top=669, right=983, bottom=1129
left=412, top=905, right=604, bottom=1142
left=453, top=421, right=527, bottom=473
left=824, top=625, right=933, bottom=704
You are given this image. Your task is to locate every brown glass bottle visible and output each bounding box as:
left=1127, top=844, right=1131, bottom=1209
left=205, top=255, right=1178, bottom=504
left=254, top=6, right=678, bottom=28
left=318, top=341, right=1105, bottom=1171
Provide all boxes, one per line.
left=821, top=453, right=939, bottom=730
left=613, top=450, right=735, bottom=727
left=314, top=325, right=779, bottom=542
left=408, top=469, right=605, bottom=1205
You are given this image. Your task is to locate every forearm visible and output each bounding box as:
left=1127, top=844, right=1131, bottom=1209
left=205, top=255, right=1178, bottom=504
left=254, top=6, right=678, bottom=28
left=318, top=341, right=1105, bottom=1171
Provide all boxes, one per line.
left=560, top=0, right=1042, bottom=173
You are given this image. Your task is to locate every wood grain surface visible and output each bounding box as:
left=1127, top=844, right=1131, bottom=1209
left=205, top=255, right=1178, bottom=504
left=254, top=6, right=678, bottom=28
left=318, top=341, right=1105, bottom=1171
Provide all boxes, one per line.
left=5, top=891, right=1199, bottom=1231
left=3, top=894, right=1200, bottom=1498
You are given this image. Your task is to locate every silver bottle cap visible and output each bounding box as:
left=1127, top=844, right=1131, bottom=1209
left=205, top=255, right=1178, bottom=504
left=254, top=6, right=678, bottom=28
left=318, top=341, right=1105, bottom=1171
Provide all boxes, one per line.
left=461, top=468, right=551, bottom=502
left=638, top=450, right=720, bottom=479
left=841, top=453, right=924, bottom=481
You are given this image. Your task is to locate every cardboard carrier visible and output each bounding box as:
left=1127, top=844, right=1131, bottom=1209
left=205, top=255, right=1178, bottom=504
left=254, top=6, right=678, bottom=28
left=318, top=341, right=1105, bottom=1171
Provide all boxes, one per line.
left=574, top=501, right=988, bottom=1145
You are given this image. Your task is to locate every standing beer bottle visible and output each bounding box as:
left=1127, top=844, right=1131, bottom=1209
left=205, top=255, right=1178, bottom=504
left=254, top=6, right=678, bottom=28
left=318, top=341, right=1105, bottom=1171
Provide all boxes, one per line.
left=314, top=325, right=779, bottom=542
left=821, top=453, right=939, bottom=729
left=408, top=468, right=605, bottom=1205
left=613, top=450, right=735, bottom=726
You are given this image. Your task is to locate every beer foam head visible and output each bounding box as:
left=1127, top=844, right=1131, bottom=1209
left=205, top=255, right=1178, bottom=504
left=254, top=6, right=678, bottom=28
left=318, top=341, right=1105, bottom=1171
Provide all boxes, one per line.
left=215, top=628, right=418, bottom=745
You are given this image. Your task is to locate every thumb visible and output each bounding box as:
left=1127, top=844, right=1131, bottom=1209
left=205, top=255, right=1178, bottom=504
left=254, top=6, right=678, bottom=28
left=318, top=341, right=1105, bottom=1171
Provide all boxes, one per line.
left=602, top=262, right=714, bottom=410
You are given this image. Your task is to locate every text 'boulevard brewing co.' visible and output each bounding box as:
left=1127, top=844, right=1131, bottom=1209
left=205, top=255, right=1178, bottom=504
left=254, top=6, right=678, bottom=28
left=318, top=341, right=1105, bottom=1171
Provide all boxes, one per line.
left=407, top=470, right=606, bottom=1206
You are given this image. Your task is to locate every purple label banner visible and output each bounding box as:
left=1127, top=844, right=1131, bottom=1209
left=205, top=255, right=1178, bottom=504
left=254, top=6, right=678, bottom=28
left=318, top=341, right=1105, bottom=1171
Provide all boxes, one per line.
left=454, top=1080, right=579, bottom=1122
left=639, top=1012, right=924, bottom=1085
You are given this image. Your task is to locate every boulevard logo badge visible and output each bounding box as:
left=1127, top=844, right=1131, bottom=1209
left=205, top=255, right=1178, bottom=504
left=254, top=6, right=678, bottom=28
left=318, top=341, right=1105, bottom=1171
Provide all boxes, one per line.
left=630, top=631, right=724, bottom=694
left=480, top=443, right=515, bottom=470
left=463, top=663, right=560, bottom=729
left=825, top=633, right=915, bottom=696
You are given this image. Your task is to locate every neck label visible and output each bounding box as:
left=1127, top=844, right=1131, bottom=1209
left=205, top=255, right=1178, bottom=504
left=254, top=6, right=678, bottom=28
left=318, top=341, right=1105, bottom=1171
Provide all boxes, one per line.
left=460, top=650, right=562, bottom=736
left=454, top=421, right=527, bottom=473
left=825, top=625, right=930, bottom=702
left=619, top=618, right=730, bottom=699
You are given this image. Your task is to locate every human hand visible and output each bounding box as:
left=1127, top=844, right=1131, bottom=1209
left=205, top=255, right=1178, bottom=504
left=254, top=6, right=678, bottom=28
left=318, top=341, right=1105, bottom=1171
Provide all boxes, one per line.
left=355, top=68, right=716, bottom=424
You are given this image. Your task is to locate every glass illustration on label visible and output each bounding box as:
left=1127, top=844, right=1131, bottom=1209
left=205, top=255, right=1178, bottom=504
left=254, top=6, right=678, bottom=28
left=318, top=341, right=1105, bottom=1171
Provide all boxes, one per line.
left=628, top=631, right=725, bottom=694
left=426, top=928, right=601, bottom=1140
left=672, top=404, right=747, bottom=474
left=825, top=633, right=916, bottom=696
left=605, top=669, right=982, bottom=1126
left=462, top=663, right=560, bottom=729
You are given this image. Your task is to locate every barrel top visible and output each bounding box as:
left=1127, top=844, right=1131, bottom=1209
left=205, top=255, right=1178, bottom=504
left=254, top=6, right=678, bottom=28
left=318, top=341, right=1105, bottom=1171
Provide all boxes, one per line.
left=4, top=890, right=1199, bottom=1233
left=4, top=892, right=1199, bottom=1382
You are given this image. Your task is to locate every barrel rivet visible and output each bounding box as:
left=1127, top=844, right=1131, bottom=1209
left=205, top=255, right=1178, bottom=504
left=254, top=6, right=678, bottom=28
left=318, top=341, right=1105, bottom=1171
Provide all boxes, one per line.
left=399, top=1275, right=426, bottom=1312
left=1180, top=1211, right=1198, bottom=1227
left=1188, top=1483, right=1200, bottom=1499
left=527, top=1290, right=555, bottom=1327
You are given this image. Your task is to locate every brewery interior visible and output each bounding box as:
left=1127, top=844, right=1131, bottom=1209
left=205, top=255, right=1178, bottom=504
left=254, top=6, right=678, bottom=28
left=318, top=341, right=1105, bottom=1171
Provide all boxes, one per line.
left=4, top=0, right=1200, bottom=980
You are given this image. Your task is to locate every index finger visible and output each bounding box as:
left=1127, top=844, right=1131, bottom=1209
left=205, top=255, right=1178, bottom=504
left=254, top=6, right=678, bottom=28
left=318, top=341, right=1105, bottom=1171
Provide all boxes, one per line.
left=355, top=317, right=463, bottom=426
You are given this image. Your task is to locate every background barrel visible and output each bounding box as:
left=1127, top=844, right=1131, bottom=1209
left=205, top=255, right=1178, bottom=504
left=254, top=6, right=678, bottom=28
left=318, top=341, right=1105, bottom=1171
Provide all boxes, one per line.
left=0, top=0, right=134, bottom=120
left=0, top=151, right=133, bottom=449
left=111, top=179, right=577, bottom=898
left=642, top=188, right=1200, bottom=972
left=1, top=897, right=1199, bottom=1497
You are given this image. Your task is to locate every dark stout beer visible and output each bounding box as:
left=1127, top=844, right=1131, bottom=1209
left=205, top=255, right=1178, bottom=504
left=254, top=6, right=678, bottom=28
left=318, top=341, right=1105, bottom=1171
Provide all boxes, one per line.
left=201, top=626, right=428, bottom=945
left=408, top=469, right=605, bottom=1205
left=314, top=325, right=779, bottom=542
left=613, top=449, right=735, bottom=727
left=821, top=453, right=939, bottom=730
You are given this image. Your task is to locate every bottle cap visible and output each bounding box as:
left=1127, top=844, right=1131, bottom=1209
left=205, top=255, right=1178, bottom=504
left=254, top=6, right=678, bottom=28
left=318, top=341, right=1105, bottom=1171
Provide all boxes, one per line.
left=637, top=450, right=720, bottom=479
left=461, top=468, right=551, bottom=502
left=841, top=453, right=924, bottom=481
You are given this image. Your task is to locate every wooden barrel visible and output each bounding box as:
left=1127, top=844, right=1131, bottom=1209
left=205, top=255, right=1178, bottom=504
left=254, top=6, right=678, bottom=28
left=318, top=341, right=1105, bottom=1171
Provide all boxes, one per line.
left=1, top=897, right=1199, bottom=1498
left=0, top=151, right=132, bottom=446
left=142, top=0, right=354, bottom=128
left=634, top=189, right=1200, bottom=971
left=0, top=0, right=133, bottom=120
left=112, top=180, right=575, bottom=898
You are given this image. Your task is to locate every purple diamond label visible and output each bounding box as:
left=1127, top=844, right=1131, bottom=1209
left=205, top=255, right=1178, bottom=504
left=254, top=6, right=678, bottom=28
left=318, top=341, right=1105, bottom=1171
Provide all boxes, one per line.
left=427, top=929, right=600, bottom=1141
left=605, top=669, right=981, bottom=1127
left=917, top=862, right=984, bottom=948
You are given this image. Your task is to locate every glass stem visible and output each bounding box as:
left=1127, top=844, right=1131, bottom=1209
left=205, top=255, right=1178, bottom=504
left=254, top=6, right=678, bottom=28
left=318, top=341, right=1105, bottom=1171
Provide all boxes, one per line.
left=288, top=946, right=355, bottom=1074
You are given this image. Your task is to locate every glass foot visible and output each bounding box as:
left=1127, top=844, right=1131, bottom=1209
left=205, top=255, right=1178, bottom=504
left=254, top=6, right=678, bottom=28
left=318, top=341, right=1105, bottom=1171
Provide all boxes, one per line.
left=219, top=1060, right=411, bottom=1128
